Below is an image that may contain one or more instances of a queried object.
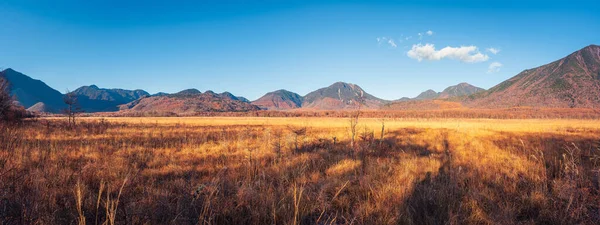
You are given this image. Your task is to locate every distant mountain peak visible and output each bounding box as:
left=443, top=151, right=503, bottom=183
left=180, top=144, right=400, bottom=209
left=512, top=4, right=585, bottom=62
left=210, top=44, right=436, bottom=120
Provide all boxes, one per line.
left=399, top=83, right=484, bottom=101
left=331, top=81, right=353, bottom=86
left=271, top=89, right=290, bottom=94
left=218, top=91, right=249, bottom=102
left=302, top=82, right=387, bottom=109
left=152, top=92, right=169, bottom=97
left=2, top=68, right=15, bottom=73
left=252, top=89, right=303, bottom=110
left=438, top=82, right=484, bottom=99
left=415, top=89, right=439, bottom=100
left=330, top=81, right=360, bottom=90
left=0, top=68, right=65, bottom=112
left=175, top=89, right=202, bottom=95
left=72, top=84, right=150, bottom=112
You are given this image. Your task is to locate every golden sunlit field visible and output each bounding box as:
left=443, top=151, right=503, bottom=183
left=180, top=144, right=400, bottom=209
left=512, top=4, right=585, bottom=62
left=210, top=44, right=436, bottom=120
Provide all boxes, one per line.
left=1, top=117, right=600, bottom=224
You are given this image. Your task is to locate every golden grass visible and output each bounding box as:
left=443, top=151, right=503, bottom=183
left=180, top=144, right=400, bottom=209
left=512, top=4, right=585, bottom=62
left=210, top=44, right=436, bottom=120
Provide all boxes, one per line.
left=1, top=117, right=599, bottom=224
left=48, top=116, right=600, bottom=132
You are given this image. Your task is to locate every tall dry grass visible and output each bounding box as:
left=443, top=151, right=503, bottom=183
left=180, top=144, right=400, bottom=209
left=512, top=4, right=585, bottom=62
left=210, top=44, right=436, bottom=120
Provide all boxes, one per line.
left=0, top=117, right=599, bottom=224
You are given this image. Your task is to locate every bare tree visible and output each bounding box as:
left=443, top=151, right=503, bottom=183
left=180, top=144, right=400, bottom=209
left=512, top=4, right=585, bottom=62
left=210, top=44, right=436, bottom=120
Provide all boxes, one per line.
left=0, top=74, right=25, bottom=122
left=272, top=129, right=283, bottom=164
left=379, top=118, right=386, bottom=147
left=63, top=90, right=82, bottom=126
left=288, top=125, right=307, bottom=153
left=349, top=106, right=359, bottom=148
left=358, top=126, right=374, bottom=174
left=0, top=76, right=12, bottom=121
left=349, top=96, right=365, bottom=149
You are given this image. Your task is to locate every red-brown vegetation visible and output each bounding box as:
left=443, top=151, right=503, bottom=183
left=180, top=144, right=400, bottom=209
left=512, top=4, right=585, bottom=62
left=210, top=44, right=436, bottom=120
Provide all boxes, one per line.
left=1, top=117, right=599, bottom=224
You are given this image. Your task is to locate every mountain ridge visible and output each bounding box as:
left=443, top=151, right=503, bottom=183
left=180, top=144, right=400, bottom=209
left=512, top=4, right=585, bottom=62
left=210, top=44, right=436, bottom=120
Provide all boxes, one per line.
left=119, top=89, right=260, bottom=114
left=397, top=82, right=485, bottom=101
left=466, top=44, right=600, bottom=108
left=0, top=68, right=66, bottom=113
left=72, top=85, right=149, bottom=112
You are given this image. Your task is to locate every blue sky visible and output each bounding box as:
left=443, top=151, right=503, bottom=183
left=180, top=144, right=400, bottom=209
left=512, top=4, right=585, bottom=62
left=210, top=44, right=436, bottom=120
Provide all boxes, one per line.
left=1, top=0, right=599, bottom=100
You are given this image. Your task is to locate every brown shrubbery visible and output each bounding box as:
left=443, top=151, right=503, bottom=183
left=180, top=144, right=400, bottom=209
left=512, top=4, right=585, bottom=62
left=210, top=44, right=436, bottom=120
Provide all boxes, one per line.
left=0, top=118, right=599, bottom=224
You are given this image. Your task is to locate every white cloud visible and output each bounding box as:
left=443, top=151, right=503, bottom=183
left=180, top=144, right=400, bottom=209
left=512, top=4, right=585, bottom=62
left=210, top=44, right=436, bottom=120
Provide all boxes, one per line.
left=487, top=47, right=500, bottom=54
left=407, top=43, right=490, bottom=63
left=376, top=37, right=397, bottom=48
left=418, top=30, right=434, bottom=39
left=388, top=39, right=397, bottom=48
left=487, top=62, right=503, bottom=73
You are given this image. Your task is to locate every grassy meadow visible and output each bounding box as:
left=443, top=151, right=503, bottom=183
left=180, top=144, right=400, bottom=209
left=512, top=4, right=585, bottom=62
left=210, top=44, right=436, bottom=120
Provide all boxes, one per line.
left=1, top=117, right=599, bottom=224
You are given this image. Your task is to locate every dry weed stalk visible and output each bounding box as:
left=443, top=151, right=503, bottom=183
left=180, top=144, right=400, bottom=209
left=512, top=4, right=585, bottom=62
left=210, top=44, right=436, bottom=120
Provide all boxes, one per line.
left=292, top=183, right=304, bottom=225
left=105, top=175, right=129, bottom=225
left=74, top=180, right=86, bottom=225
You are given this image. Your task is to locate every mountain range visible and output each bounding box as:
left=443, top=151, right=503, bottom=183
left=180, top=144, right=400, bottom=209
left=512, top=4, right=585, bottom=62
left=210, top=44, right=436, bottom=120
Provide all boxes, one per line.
left=253, top=82, right=390, bottom=110
left=1, top=44, right=598, bottom=113
left=383, top=82, right=485, bottom=110
left=397, top=83, right=486, bottom=101
left=72, top=85, right=149, bottom=112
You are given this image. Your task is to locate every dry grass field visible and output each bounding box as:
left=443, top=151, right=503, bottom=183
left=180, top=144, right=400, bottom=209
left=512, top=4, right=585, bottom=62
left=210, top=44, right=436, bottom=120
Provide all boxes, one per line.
left=1, top=117, right=600, bottom=224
